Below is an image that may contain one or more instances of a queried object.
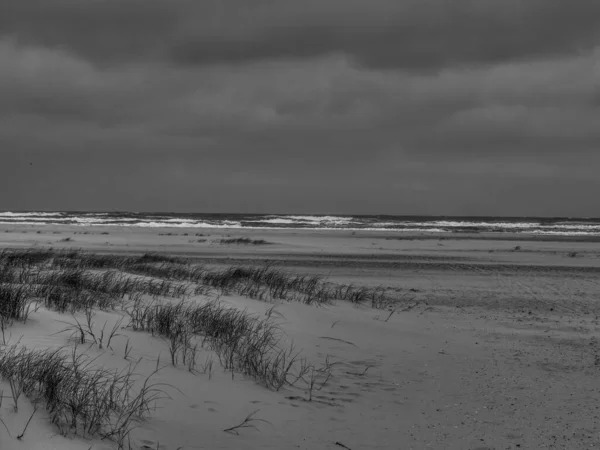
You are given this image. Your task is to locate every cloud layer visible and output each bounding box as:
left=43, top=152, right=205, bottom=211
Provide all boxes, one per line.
left=1, top=1, right=599, bottom=215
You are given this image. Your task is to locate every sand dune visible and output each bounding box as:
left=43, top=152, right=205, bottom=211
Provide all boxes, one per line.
left=1, top=227, right=599, bottom=449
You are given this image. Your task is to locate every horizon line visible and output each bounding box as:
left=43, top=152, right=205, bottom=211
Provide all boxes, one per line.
left=1, top=210, right=599, bottom=221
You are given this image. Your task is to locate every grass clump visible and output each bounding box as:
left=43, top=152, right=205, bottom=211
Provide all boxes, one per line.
left=26, top=267, right=188, bottom=313
left=0, top=284, right=35, bottom=323
left=219, top=238, right=270, bottom=245
left=126, top=299, right=306, bottom=391
left=0, top=345, right=167, bottom=447
left=195, top=265, right=389, bottom=307
left=0, top=248, right=392, bottom=310
left=137, top=253, right=187, bottom=265
left=0, top=249, right=55, bottom=269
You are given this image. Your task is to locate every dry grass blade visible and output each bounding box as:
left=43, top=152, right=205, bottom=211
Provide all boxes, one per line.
left=223, top=410, right=270, bottom=435
left=17, top=406, right=38, bottom=439
left=318, top=336, right=357, bottom=347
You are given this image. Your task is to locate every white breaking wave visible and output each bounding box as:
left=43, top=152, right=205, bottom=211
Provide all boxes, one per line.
left=528, top=230, right=599, bottom=236
left=132, top=221, right=242, bottom=228
left=408, top=220, right=536, bottom=229
left=1, top=212, right=599, bottom=236
left=0, top=212, right=64, bottom=217
left=252, top=218, right=297, bottom=224
left=264, top=215, right=355, bottom=226
left=407, top=220, right=600, bottom=232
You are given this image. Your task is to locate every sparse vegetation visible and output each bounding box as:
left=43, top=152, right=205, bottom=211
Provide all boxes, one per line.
left=0, top=248, right=393, bottom=309
left=223, top=409, right=270, bottom=435
left=219, top=237, right=270, bottom=245
left=124, top=298, right=308, bottom=391
left=0, top=246, right=411, bottom=447
left=0, top=345, right=167, bottom=447
left=55, top=309, right=124, bottom=350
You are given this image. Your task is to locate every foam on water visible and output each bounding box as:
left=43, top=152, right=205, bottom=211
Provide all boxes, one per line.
left=0, top=212, right=64, bottom=217
left=1, top=212, right=599, bottom=236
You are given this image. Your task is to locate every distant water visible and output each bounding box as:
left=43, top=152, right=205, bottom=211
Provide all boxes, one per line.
left=1, top=211, right=600, bottom=236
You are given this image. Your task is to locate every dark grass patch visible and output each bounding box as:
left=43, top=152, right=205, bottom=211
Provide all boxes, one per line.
left=0, top=248, right=392, bottom=309
left=218, top=238, right=271, bottom=245
left=125, top=298, right=330, bottom=392
left=0, top=283, right=35, bottom=322
left=0, top=345, right=167, bottom=445
left=136, top=253, right=187, bottom=265
left=0, top=249, right=55, bottom=268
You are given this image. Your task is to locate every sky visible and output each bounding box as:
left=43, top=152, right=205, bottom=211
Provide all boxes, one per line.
left=1, top=0, right=599, bottom=216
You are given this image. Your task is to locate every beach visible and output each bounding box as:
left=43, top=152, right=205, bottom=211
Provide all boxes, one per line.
left=4, top=1, right=600, bottom=449
left=1, top=224, right=599, bottom=449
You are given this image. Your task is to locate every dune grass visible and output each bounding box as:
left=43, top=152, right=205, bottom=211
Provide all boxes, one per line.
left=0, top=246, right=351, bottom=446
left=1, top=248, right=394, bottom=313
left=0, top=345, right=167, bottom=447
left=0, top=283, right=35, bottom=323
left=125, top=298, right=309, bottom=391
left=1, top=248, right=392, bottom=309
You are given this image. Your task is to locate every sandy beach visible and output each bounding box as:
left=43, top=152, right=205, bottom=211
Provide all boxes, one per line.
left=4, top=1, right=600, bottom=448
left=1, top=225, right=599, bottom=450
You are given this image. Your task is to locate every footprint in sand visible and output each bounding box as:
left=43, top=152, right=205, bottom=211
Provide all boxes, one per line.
left=280, top=398, right=302, bottom=407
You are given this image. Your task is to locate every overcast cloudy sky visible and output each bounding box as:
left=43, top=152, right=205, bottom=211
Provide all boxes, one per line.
left=1, top=1, right=599, bottom=216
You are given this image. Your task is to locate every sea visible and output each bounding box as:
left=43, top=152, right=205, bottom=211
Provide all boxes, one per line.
left=1, top=212, right=599, bottom=237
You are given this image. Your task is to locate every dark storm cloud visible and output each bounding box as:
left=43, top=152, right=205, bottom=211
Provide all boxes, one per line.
left=169, top=0, right=600, bottom=70
left=0, top=0, right=182, bottom=65
left=3, top=0, right=600, bottom=70
left=1, top=1, right=600, bottom=215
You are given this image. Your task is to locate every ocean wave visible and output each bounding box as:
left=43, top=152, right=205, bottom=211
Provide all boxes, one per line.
left=0, top=212, right=64, bottom=217
left=1, top=212, right=599, bottom=236
left=259, top=215, right=356, bottom=226
left=409, top=220, right=539, bottom=229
